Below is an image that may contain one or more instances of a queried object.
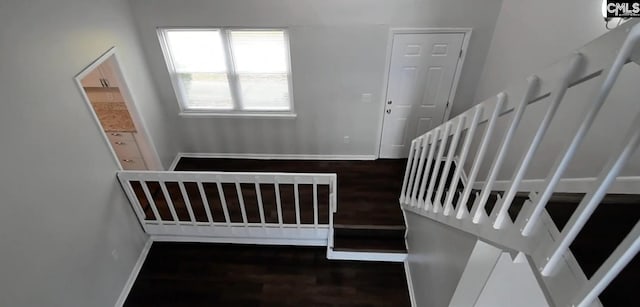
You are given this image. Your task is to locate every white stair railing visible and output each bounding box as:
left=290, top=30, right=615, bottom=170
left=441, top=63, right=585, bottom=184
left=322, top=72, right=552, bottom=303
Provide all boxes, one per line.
left=118, top=170, right=337, bottom=246
left=401, top=21, right=640, bottom=307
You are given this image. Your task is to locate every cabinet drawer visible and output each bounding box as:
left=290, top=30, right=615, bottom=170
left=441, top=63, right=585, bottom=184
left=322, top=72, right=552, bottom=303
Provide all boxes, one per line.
left=119, top=157, right=147, bottom=170
left=107, top=131, right=135, bottom=143
left=111, top=140, right=143, bottom=160
left=86, top=90, right=124, bottom=103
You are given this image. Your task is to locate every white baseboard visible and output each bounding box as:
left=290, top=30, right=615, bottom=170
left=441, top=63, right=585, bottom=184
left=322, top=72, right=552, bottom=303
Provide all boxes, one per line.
left=474, top=176, right=640, bottom=194
left=174, top=152, right=378, bottom=162
left=404, top=260, right=417, bottom=307
left=115, top=238, right=153, bottom=307
left=151, top=235, right=327, bottom=247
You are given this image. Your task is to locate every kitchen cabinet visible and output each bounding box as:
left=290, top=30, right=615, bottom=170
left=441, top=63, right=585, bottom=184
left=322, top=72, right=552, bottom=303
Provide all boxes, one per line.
left=81, top=61, right=119, bottom=88
left=107, top=132, right=147, bottom=170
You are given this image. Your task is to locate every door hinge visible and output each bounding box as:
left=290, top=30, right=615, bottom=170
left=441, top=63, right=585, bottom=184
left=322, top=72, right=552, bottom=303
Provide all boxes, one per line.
left=459, top=49, right=463, bottom=58
left=446, top=101, right=450, bottom=108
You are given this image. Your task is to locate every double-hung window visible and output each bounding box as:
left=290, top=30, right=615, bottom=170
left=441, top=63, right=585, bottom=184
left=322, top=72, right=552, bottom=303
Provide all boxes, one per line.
left=158, top=28, right=294, bottom=117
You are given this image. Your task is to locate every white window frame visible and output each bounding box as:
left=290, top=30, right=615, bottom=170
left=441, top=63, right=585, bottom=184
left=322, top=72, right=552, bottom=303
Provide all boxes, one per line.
left=157, top=27, right=296, bottom=118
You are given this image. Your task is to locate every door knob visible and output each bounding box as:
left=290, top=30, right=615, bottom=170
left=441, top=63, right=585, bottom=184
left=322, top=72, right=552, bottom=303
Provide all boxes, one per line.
left=387, top=100, right=392, bottom=105
left=386, top=109, right=391, bottom=114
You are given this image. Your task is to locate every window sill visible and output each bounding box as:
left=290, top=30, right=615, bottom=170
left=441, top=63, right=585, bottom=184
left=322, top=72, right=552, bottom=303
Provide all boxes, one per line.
left=179, top=112, right=297, bottom=119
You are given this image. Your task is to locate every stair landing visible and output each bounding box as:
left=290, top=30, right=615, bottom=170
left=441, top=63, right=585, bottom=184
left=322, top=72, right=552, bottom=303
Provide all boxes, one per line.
left=174, top=157, right=407, bottom=228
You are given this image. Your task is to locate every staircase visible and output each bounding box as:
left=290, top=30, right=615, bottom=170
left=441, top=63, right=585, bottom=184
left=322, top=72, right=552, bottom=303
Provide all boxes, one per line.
left=400, top=21, right=640, bottom=307
left=115, top=20, right=640, bottom=307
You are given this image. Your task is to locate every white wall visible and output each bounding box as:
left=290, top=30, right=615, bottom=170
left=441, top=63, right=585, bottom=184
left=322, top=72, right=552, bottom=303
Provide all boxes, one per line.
left=474, top=0, right=607, bottom=102
left=449, top=240, right=503, bottom=307
left=128, top=0, right=503, bottom=156
left=405, top=211, right=478, bottom=307
left=474, top=253, right=549, bottom=307
left=0, top=0, right=172, bottom=305
left=468, top=0, right=640, bottom=181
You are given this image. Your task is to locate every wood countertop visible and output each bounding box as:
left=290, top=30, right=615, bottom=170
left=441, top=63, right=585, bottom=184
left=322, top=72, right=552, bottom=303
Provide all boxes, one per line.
left=85, top=87, right=136, bottom=132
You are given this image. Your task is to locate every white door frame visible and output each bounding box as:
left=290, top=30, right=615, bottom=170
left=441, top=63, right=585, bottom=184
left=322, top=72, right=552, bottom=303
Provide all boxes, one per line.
left=376, top=28, right=472, bottom=159
left=75, top=47, right=164, bottom=170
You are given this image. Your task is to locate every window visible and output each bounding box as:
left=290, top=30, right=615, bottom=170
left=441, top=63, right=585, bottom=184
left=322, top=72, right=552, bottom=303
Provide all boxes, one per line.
left=158, top=28, right=294, bottom=116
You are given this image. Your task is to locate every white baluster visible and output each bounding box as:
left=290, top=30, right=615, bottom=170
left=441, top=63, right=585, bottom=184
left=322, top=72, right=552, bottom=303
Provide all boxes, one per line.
left=274, top=179, right=283, bottom=226
left=294, top=180, right=301, bottom=226
left=234, top=180, right=248, bottom=226
left=444, top=105, right=482, bottom=215
left=458, top=93, right=506, bottom=220
left=140, top=180, right=163, bottom=224
left=254, top=180, right=266, bottom=225
left=436, top=116, right=466, bottom=214
left=417, top=129, right=441, bottom=210
left=196, top=181, right=214, bottom=226
left=427, top=123, right=452, bottom=214
left=574, top=220, right=640, bottom=307
left=313, top=178, right=318, bottom=228
left=470, top=93, right=509, bottom=223
left=523, top=29, right=640, bottom=236
left=541, top=111, right=640, bottom=276
left=178, top=180, right=197, bottom=225
left=495, top=55, right=582, bottom=230
left=449, top=105, right=483, bottom=219
left=400, top=140, right=418, bottom=204
left=157, top=180, right=179, bottom=224
left=215, top=179, right=231, bottom=226
left=411, top=134, right=431, bottom=206
left=406, top=137, right=424, bottom=206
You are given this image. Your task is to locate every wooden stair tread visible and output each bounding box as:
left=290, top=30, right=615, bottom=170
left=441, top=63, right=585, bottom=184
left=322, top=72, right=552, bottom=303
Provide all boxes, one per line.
left=334, top=226, right=405, bottom=238
left=333, top=226, right=406, bottom=253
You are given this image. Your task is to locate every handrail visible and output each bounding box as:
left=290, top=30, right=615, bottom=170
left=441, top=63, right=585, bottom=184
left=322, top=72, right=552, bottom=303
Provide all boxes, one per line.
left=400, top=20, right=640, bottom=307
left=523, top=23, right=640, bottom=237
left=492, top=52, right=583, bottom=229
left=118, top=170, right=337, bottom=246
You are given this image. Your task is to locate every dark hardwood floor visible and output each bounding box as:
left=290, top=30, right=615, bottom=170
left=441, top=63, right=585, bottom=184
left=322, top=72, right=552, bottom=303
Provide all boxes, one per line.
left=174, top=158, right=407, bottom=227
left=544, top=194, right=640, bottom=307
left=125, top=243, right=411, bottom=307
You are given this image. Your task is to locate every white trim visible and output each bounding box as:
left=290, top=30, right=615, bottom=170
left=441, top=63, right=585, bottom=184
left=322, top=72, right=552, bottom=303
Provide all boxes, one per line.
left=174, top=152, right=377, bottom=161
left=376, top=29, right=395, bottom=159
left=376, top=28, right=473, bottom=158
left=142, top=223, right=329, bottom=240
left=327, top=249, right=407, bottom=262
left=157, top=28, right=296, bottom=116
left=473, top=176, right=640, bottom=195
left=75, top=49, right=124, bottom=170
left=404, top=260, right=417, bottom=307
left=74, top=47, right=163, bottom=171
left=178, top=112, right=297, bottom=118
left=109, top=52, right=164, bottom=171
left=114, top=238, right=153, bottom=307
left=151, top=235, right=326, bottom=246
left=168, top=154, right=182, bottom=171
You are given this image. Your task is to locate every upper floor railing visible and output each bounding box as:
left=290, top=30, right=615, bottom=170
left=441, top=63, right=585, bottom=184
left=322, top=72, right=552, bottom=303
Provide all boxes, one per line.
left=400, top=21, right=640, bottom=307
left=118, top=170, right=337, bottom=246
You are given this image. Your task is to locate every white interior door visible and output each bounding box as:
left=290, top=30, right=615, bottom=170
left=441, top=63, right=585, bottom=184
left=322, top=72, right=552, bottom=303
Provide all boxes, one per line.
left=380, top=32, right=464, bottom=158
